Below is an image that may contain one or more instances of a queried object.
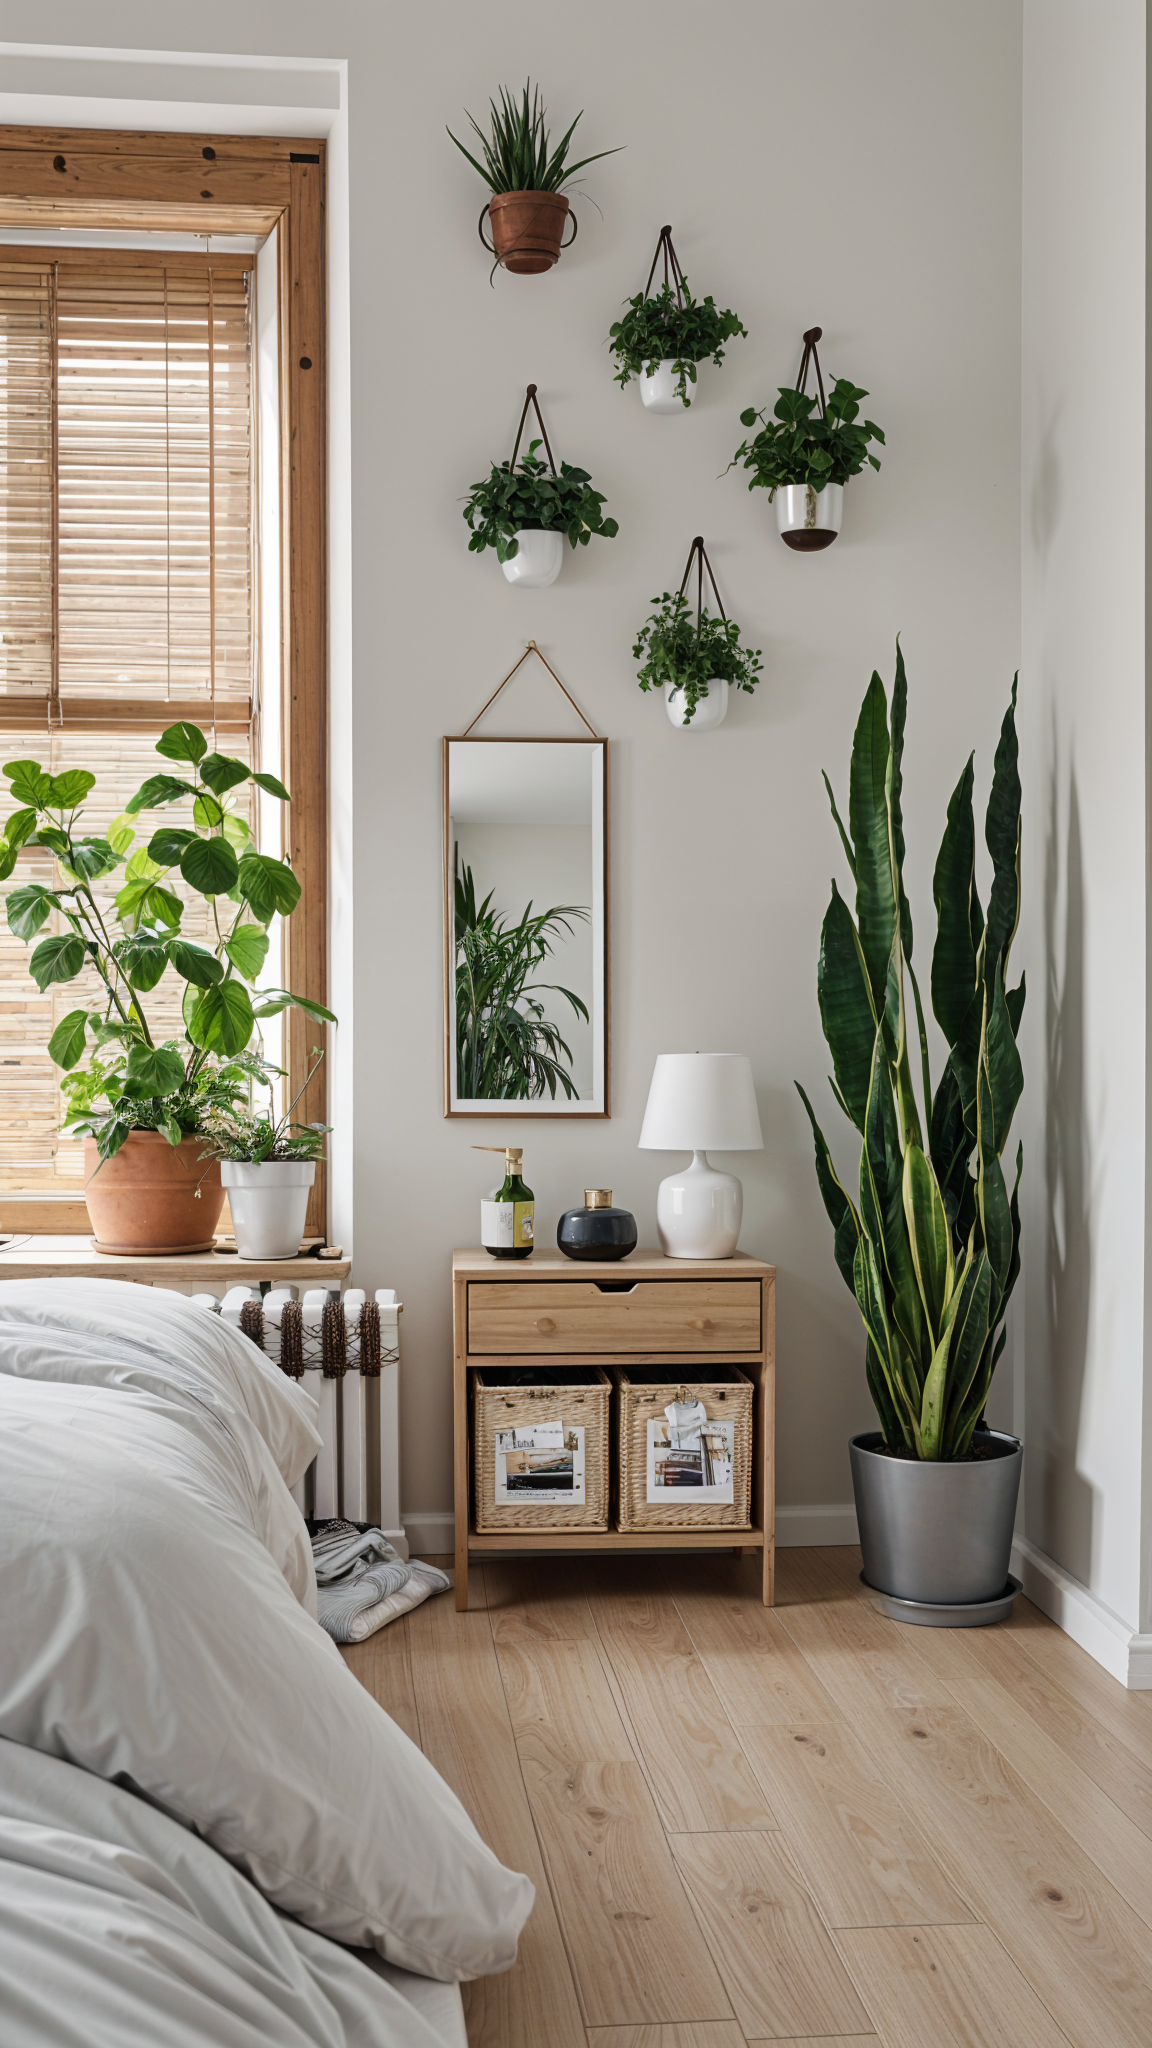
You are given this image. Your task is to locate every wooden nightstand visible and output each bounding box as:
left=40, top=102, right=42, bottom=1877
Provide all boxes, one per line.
left=452, top=1247, right=776, bottom=1610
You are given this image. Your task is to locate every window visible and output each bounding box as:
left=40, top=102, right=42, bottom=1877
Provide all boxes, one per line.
left=0, top=129, right=327, bottom=1231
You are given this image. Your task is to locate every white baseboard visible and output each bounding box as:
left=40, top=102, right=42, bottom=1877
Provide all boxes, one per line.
left=776, top=1503, right=860, bottom=1546
left=1010, top=1534, right=1151, bottom=1689
left=402, top=1510, right=455, bottom=1556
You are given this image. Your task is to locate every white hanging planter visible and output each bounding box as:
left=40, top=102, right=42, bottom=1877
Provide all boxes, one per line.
left=640, top=360, right=697, bottom=414
left=221, top=1159, right=316, bottom=1260
left=663, top=678, right=730, bottom=731
left=775, top=480, right=843, bottom=552
left=501, top=528, right=564, bottom=587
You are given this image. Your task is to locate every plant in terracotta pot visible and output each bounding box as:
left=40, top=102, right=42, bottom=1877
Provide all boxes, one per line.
left=463, top=384, right=618, bottom=587
left=448, top=80, right=621, bottom=279
left=197, top=1049, right=329, bottom=1261
left=633, top=537, right=762, bottom=729
left=0, top=724, right=334, bottom=1254
left=608, top=226, right=747, bottom=413
left=797, top=646, right=1024, bottom=1620
left=730, top=327, right=884, bottom=550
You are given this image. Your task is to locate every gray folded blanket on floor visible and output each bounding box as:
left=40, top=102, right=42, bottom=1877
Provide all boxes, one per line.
left=311, top=1520, right=449, bottom=1642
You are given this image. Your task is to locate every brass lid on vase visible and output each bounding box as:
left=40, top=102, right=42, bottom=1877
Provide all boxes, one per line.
left=584, top=1188, right=612, bottom=1210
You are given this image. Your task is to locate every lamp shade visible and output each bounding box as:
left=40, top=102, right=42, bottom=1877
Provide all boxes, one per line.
left=638, top=1053, right=763, bottom=1152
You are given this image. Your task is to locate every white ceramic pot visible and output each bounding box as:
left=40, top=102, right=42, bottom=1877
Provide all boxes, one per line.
left=775, top=479, right=844, bottom=552
left=221, top=1159, right=316, bottom=1260
left=663, top=678, right=730, bottom=730
left=501, top=529, right=564, bottom=587
left=655, top=1150, right=743, bottom=1259
left=640, top=360, right=697, bottom=414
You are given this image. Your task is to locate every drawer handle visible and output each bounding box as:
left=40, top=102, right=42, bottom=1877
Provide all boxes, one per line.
left=536, top=1316, right=556, bottom=1333
left=688, top=1318, right=715, bottom=1332
left=594, top=1281, right=638, bottom=1294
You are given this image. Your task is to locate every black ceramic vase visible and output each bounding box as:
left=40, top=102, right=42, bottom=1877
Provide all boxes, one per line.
left=557, top=1189, right=638, bottom=1262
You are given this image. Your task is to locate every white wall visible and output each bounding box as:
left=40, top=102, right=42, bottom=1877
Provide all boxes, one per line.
left=0, top=2, right=1025, bottom=1540
left=1019, top=0, right=1149, bottom=1648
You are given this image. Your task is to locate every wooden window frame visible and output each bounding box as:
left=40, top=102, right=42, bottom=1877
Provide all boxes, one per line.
left=0, top=125, right=329, bottom=1237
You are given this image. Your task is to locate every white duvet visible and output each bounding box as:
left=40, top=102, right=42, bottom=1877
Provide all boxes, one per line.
left=0, top=1279, right=533, bottom=2045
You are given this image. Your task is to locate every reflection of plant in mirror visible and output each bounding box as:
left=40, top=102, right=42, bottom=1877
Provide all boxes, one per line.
left=455, top=863, right=590, bottom=1100
left=0, top=722, right=335, bottom=1161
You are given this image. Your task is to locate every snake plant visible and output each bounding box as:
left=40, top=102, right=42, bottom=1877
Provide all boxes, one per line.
left=798, top=648, right=1023, bottom=1460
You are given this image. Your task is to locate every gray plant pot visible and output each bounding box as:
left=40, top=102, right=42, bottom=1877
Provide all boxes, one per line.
left=850, top=1429, right=1023, bottom=1607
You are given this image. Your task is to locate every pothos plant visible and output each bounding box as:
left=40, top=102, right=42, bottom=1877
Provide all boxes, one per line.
left=0, top=722, right=335, bottom=1162
left=798, top=647, right=1023, bottom=1461
left=634, top=592, right=761, bottom=724
left=463, top=439, right=618, bottom=565
left=731, top=379, right=884, bottom=497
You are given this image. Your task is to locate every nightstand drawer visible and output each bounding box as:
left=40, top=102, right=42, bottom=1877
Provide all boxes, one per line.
left=467, top=1279, right=761, bottom=1354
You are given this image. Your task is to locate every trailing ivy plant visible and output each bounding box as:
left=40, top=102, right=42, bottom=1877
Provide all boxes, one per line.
left=455, top=863, right=589, bottom=1101
left=0, top=723, right=335, bottom=1161
left=633, top=590, right=762, bottom=725
left=609, top=278, right=747, bottom=407
left=462, top=438, right=618, bottom=565
left=797, top=647, right=1023, bottom=1461
left=447, top=80, right=621, bottom=196
left=730, top=380, right=884, bottom=496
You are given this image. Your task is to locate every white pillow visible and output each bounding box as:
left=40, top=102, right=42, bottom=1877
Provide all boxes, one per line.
left=0, top=1343, right=533, bottom=1980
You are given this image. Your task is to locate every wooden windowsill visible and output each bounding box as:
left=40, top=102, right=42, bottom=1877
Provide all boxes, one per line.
left=0, top=1233, right=350, bottom=1284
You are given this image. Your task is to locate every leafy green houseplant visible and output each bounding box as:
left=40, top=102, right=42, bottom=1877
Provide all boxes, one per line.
left=798, top=648, right=1023, bottom=1471
left=454, top=863, right=589, bottom=1101
left=463, top=387, right=617, bottom=583
left=731, top=330, right=884, bottom=551
left=609, top=227, right=746, bottom=409
left=448, top=82, right=621, bottom=277
left=0, top=722, right=334, bottom=1249
left=197, top=1049, right=330, bottom=1260
left=634, top=537, right=762, bottom=728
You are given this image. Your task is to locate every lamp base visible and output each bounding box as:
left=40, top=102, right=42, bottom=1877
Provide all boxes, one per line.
left=656, top=1151, right=743, bottom=1259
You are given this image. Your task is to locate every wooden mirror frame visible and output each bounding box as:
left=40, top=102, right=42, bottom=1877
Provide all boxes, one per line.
left=442, top=734, right=611, bottom=1119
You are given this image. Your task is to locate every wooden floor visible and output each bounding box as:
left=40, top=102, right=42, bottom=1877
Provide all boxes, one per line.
left=342, top=1544, right=1152, bottom=2048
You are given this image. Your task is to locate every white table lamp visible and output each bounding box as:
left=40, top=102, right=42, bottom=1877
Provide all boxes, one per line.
left=638, top=1053, right=763, bottom=1259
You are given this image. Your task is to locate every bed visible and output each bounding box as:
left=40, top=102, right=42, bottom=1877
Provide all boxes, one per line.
left=0, top=1279, right=534, bottom=2048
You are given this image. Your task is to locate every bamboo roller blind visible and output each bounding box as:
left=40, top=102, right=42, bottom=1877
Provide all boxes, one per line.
left=0, top=249, right=255, bottom=1188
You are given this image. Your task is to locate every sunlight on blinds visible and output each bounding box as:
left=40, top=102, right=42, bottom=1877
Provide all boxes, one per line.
left=0, top=249, right=256, bottom=1189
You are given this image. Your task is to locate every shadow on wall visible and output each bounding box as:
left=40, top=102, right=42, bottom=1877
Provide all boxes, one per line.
left=1038, top=750, right=1097, bottom=1579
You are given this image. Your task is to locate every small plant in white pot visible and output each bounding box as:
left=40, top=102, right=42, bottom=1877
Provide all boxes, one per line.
left=608, top=225, right=747, bottom=413
left=798, top=645, right=1024, bottom=1623
left=730, top=327, right=884, bottom=550
left=633, top=537, right=762, bottom=729
left=199, top=1052, right=329, bottom=1260
left=462, top=384, right=618, bottom=587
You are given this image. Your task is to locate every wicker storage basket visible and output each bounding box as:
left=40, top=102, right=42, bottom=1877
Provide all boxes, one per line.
left=615, top=1366, right=754, bottom=1532
left=472, top=1366, right=611, bottom=1532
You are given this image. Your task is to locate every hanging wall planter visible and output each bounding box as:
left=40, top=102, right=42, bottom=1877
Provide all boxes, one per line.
left=462, top=385, right=619, bottom=584
left=633, top=536, right=762, bottom=730
left=609, top=226, right=747, bottom=411
left=448, top=81, right=621, bottom=281
left=729, top=327, right=884, bottom=550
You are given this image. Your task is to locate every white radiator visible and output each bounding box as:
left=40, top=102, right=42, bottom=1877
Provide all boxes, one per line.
left=193, top=1284, right=406, bottom=1555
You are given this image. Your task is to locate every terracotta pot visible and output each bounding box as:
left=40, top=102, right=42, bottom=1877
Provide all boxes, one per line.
left=84, top=1131, right=225, bottom=1255
left=485, top=190, right=572, bottom=274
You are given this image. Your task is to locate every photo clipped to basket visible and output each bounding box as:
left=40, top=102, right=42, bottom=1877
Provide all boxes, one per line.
left=646, top=1389, right=735, bottom=1505
left=495, top=1420, right=586, bottom=1504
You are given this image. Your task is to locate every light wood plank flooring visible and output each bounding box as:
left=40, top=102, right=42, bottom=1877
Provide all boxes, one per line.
left=342, top=1547, right=1152, bottom=2048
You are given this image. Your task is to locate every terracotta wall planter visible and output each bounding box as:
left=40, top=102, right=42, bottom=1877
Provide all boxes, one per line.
left=84, top=1131, right=224, bottom=1255
left=485, top=190, right=571, bottom=274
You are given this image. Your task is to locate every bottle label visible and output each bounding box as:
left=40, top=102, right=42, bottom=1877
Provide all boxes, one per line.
left=481, top=1199, right=534, bottom=1249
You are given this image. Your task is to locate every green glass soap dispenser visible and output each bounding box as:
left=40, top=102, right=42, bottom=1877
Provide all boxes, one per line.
left=473, top=1145, right=535, bottom=1259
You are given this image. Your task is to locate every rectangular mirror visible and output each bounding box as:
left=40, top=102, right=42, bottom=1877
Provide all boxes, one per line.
left=444, top=736, right=609, bottom=1117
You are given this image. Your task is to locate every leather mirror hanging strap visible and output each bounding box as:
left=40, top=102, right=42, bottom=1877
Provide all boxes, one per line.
left=509, top=383, right=558, bottom=474
left=644, top=224, right=687, bottom=310
left=796, top=325, right=828, bottom=419
left=459, top=641, right=600, bottom=738
left=677, top=534, right=727, bottom=641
